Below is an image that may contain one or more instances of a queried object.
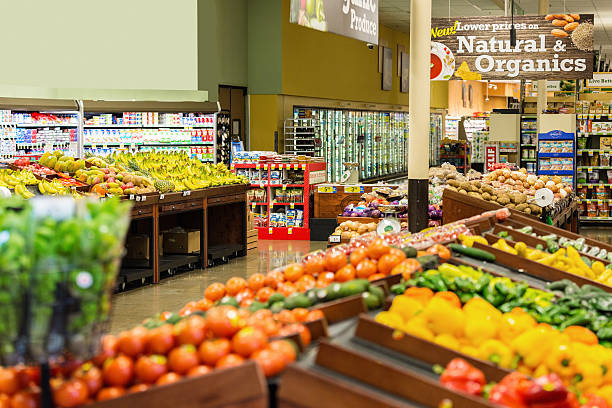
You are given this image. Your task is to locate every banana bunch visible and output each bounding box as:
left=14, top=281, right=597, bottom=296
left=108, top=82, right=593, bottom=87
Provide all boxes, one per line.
left=0, top=169, right=38, bottom=187
left=14, top=183, right=34, bottom=199
left=38, top=179, right=70, bottom=196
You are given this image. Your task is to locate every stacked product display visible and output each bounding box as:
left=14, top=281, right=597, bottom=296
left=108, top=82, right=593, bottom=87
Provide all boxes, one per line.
left=520, top=115, right=538, bottom=172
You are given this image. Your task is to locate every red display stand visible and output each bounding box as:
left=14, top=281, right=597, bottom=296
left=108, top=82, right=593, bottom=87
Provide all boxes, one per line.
left=232, top=161, right=326, bottom=240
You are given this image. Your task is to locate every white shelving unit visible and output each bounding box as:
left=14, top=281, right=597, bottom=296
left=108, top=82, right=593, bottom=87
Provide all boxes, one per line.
left=284, top=118, right=320, bottom=157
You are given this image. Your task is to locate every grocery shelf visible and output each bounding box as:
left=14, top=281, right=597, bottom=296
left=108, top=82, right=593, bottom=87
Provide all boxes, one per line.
left=577, top=166, right=612, bottom=170
left=269, top=184, right=305, bottom=188
left=521, top=144, right=537, bottom=147
left=521, top=130, right=536, bottom=133
left=499, top=149, right=517, bottom=153
left=270, top=202, right=304, bottom=206
left=537, top=170, right=574, bottom=175
left=579, top=217, right=612, bottom=222
left=249, top=202, right=268, bottom=206
left=577, top=183, right=612, bottom=187
left=577, top=149, right=612, bottom=153
left=578, top=199, right=612, bottom=203
left=520, top=158, right=537, bottom=162
left=159, top=254, right=200, bottom=273
left=538, top=152, right=574, bottom=158
left=578, top=132, right=612, bottom=136
left=84, top=124, right=213, bottom=128
left=84, top=142, right=214, bottom=147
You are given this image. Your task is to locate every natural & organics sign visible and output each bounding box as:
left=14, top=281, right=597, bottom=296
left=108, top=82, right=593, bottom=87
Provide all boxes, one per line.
left=430, top=14, right=594, bottom=81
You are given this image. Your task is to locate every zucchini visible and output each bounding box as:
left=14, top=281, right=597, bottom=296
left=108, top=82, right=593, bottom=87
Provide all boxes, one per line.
left=448, top=244, right=496, bottom=262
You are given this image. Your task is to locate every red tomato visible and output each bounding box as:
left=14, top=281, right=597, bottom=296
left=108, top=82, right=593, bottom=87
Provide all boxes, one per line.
left=155, top=373, right=181, bottom=386
left=198, top=338, right=231, bottom=366
left=10, top=390, right=39, bottom=408
left=102, top=356, right=134, bottom=387
left=72, top=364, right=103, bottom=396
left=128, top=384, right=149, bottom=393
left=186, top=366, right=212, bottom=378
left=232, top=327, right=268, bottom=357
left=134, top=355, right=167, bottom=384
left=96, top=387, right=125, bottom=402
left=52, top=380, right=89, bottom=408
left=168, top=345, right=200, bottom=375
left=215, top=354, right=245, bottom=369
left=268, top=340, right=297, bottom=364
left=0, top=369, right=19, bottom=395
left=14, top=367, right=40, bottom=389
left=206, top=306, right=244, bottom=338
left=0, top=394, right=9, bottom=408
left=147, top=324, right=175, bottom=355
left=278, top=324, right=311, bottom=347
left=175, top=315, right=207, bottom=346
left=251, top=349, right=287, bottom=377
left=92, top=335, right=118, bottom=366
left=117, top=327, right=148, bottom=357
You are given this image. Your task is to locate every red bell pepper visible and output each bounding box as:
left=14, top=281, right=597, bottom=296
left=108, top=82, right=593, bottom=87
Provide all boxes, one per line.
left=522, top=374, right=568, bottom=406
left=440, top=358, right=486, bottom=396
left=489, top=383, right=529, bottom=408
left=581, top=393, right=610, bottom=408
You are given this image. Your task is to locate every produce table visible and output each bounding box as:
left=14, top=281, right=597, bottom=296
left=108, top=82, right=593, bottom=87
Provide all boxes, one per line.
left=313, top=183, right=400, bottom=218
left=119, top=184, right=247, bottom=288
left=442, top=188, right=579, bottom=232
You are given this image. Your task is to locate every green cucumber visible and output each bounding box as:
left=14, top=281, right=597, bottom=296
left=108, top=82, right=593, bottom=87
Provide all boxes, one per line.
left=448, top=244, right=496, bottom=262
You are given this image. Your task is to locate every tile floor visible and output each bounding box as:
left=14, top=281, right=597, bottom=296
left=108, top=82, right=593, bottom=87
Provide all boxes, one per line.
left=109, top=240, right=327, bottom=333
left=109, top=226, right=612, bottom=333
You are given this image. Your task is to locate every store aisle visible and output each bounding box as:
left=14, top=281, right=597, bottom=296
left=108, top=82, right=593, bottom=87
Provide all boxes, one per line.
left=110, top=240, right=328, bottom=333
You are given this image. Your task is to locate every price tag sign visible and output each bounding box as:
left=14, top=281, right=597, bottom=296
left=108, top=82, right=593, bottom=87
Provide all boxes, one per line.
left=589, top=151, right=594, bottom=156
left=290, top=203, right=294, bottom=209
left=230, top=164, right=235, bottom=170
left=183, top=190, right=191, bottom=196
left=160, top=194, right=165, bottom=200
left=588, top=167, right=593, bottom=172
left=255, top=164, right=260, bottom=170
left=271, top=201, right=275, bottom=207
left=317, top=185, right=336, bottom=193
left=91, top=144, right=97, bottom=149
left=129, top=194, right=135, bottom=200
left=130, top=143, right=136, bottom=149
left=344, top=186, right=363, bottom=193
left=136, top=196, right=141, bottom=202
left=263, top=164, right=268, bottom=170
left=597, top=114, right=602, bottom=120
left=588, top=185, right=594, bottom=189
left=301, top=164, right=306, bottom=170
left=293, top=164, right=298, bottom=170
left=252, top=202, right=256, bottom=208
left=142, top=195, right=146, bottom=202
left=598, top=200, right=603, bottom=204
left=119, top=144, right=124, bottom=149
left=288, top=228, right=293, bottom=235
left=268, top=228, right=273, bottom=234
left=329, top=235, right=341, bottom=243
left=282, top=184, right=287, bottom=191
left=579, top=114, right=584, bottom=119
left=102, top=144, right=108, bottom=149
left=271, top=163, right=276, bottom=169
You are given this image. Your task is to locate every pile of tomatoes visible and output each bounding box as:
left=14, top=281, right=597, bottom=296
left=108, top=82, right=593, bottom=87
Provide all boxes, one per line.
left=0, top=305, right=309, bottom=408
left=187, top=238, right=429, bottom=315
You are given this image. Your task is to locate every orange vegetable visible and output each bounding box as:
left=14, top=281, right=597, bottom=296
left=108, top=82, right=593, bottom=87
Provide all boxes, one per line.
left=563, top=326, right=598, bottom=345
left=433, top=291, right=461, bottom=308
left=391, top=258, right=422, bottom=281
left=404, top=287, right=434, bottom=306
left=426, top=244, right=451, bottom=260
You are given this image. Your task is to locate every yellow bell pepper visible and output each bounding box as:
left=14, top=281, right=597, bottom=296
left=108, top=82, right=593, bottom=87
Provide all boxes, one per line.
left=422, top=297, right=466, bottom=337
left=389, top=296, right=423, bottom=322
left=478, top=339, right=515, bottom=368
left=533, top=363, right=550, bottom=377
left=574, top=360, right=604, bottom=391
left=434, top=334, right=461, bottom=350
left=516, top=363, right=534, bottom=376
left=514, top=241, right=527, bottom=257
left=511, top=327, right=559, bottom=368
left=464, top=314, right=499, bottom=346
left=402, top=315, right=435, bottom=341
left=595, top=385, right=612, bottom=406
left=493, top=239, right=518, bottom=254
left=545, top=343, right=577, bottom=378
left=463, top=297, right=502, bottom=320
left=498, top=311, right=537, bottom=344
left=460, top=345, right=480, bottom=358
left=592, top=261, right=605, bottom=276
left=598, top=269, right=612, bottom=283
left=374, top=311, right=404, bottom=329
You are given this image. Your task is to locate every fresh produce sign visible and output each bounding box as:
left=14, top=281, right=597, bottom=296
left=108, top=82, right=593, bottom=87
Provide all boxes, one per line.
left=430, top=14, right=594, bottom=80
left=290, top=0, right=378, bottom=44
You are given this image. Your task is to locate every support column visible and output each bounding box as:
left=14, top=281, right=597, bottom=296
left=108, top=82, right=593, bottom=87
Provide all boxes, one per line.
left=536, top=0, right=548, bottom=130
left=408, top=0, right=431, bottom=233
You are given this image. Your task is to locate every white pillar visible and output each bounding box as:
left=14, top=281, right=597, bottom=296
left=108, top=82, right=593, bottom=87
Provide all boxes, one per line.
left=407, top=0, right=431, bottom=232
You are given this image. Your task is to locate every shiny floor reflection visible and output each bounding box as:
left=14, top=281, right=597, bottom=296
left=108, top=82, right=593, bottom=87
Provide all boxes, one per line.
left=110, top=240, right=327, bottom=333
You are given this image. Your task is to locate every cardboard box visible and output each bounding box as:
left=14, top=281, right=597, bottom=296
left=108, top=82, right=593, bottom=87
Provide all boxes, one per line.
left=164, top=230, right=200, bottom=254
left=126, top=234, right=150, bottom=260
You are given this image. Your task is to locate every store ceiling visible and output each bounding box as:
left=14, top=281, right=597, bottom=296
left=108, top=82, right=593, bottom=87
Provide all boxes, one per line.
left=380, top=0, right=612, bottom=60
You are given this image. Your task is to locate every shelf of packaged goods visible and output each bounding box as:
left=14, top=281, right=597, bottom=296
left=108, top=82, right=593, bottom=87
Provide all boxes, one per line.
left=232, top=163, right=311, bottom=170
left=577, top=114, right=611, bottom=120
left=248, top=202, right=269, bottom=206
left=580, top=217, right=612, bottom=222
left=577, top=184, right=612, bottom=188
left=521, top=130, right=537, bottom=133
left=269, top=184, right=305, bottom=188
left=578, top=149, right=612, bottom=154
left=578, top=199, right=612, bottom=203
left=520, top=158, right=537, bottom=162
left=439, top=154, right=466, bottom=158
left=84, top=142, right=214, bottom=147
left=578, top=133, right=612, bottom=136
left=257, top=226, right=310, bottom=240
left=538, top=170, right=574, bottom=175
left=270, top=202, right=304, bottom=206
left=499, top=149, right=517, bottom=153
left=577, top=166, right=612, bottom=170
left=0, top=122, right=78, bottom=127
left=538, top=152, right=574, bottom=158
left=521, top=144, right=537, bottom=147
left=84, top=124, right=214, bottom=128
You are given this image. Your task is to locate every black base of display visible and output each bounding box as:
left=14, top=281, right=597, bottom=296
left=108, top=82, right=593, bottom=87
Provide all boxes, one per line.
left=310, top=218, right=337, bottom=241
left=408, top=178, right=428, bottom=233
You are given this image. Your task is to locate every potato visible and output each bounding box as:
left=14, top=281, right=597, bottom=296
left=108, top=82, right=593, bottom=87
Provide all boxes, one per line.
left=506, top=203, right=516, bottom=209
left=497, top=195, right=510, bottom=205
left=481, top=192, right=491, bottom=201
left=446, top=186, right=458, bottom=191
left=368, top=223, right=377, bottom=232
left=459, top=182, right=471, bottom=191
left=357, top=224, right=368, bottom=234
left=524, top=207, right=532, bottom=214
left=498, top=176, right=506, bottom=183
left=448, top=179, right=460, bottom=187
left=459, top=189, right=467, bottom=194
left=529, top=204, right=542, bottom=215
left=516, top=203, right=528, bottom=211
left=472, top=181, right=482, bottom=189
left=468, top=192, right=482, bottom=199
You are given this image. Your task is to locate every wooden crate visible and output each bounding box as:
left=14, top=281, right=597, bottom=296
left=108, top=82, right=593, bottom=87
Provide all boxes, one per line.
left=314, top=184, right=400, bottom=218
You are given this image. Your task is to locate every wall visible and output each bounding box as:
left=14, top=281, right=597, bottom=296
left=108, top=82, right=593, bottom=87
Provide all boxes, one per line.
left=249, top=94, right=283, bottom=151
left=447, top=81, right=508, bottom=117
left=0, top=0, right=198, bottom=91
left=248, top=0, right=283, bottom=95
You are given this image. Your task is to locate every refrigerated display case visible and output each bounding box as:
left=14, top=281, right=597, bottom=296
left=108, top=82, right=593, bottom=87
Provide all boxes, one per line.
left=293, top=107, right=409, bottom=183
left=430, top=112, right=443, bottom=166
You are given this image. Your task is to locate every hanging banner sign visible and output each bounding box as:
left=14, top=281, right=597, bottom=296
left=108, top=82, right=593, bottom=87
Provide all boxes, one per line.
left=532, top=81, right=562, bottom=91
left=486, top=145, right=498, bottom=172
left=290, top=0, right=378, bottom=44
left=586, top=72, right=612, bottom=88
left=430, top=14, right=594, bottom=81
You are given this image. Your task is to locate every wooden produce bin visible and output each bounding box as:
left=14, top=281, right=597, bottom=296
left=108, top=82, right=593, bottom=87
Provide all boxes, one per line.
left=314, top=183, right=399, bottom=219
left=88, top=362, right=268, bottom=408
left=442, top=188, right=578, bottom=232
